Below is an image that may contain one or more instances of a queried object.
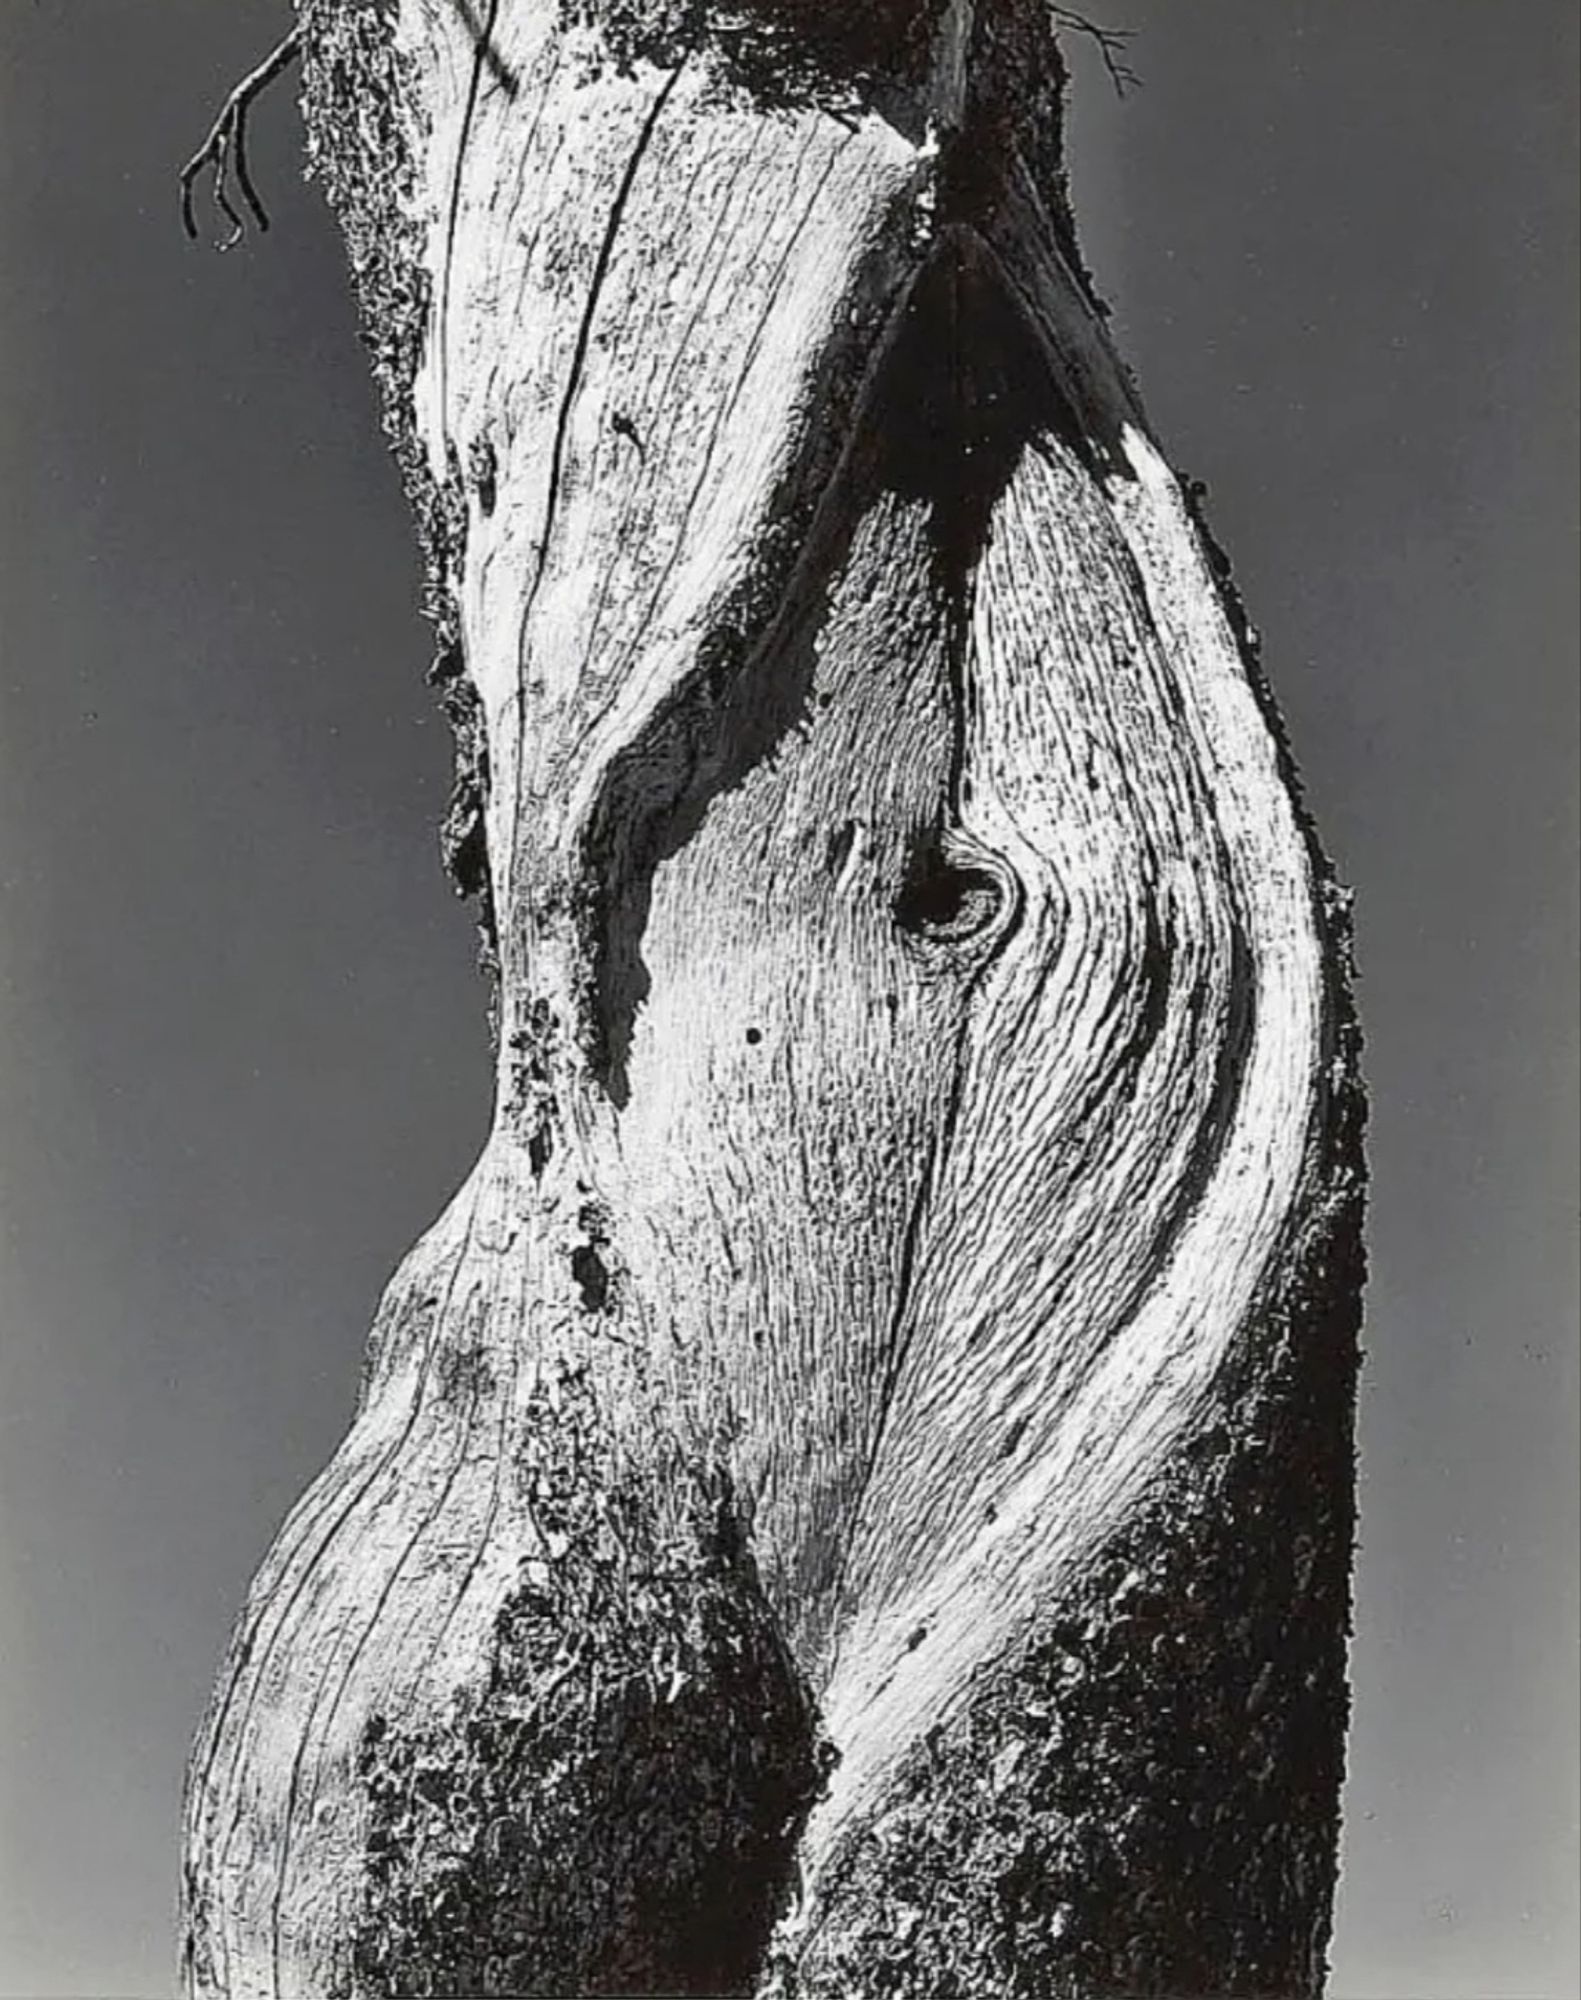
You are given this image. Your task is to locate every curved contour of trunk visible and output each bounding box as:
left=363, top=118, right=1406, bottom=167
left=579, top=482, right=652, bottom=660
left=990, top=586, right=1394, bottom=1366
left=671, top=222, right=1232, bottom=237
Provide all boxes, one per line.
left=180, top=3, right=1365, bottom=1995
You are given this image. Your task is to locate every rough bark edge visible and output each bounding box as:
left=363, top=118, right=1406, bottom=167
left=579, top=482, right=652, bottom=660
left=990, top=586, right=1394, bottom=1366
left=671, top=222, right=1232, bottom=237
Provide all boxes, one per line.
left=764, top=945, right=1365, bottom=1999
left=297, top=0, right=501, bottom=1009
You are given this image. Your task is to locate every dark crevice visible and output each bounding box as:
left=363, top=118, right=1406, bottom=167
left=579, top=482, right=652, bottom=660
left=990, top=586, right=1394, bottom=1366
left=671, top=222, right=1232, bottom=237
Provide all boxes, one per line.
left=1107, top=899, right=1260, bottom=1336
left=571, top=1203, right=614, bottom=1313
left=449, top=0, right=521, bottom=98
left=1055, top=895, right=1178, bottom=1156
left=824, top=820, right=857, bottom=877
left=468, top=433, right=498, bottom=516
left=571, top=1241, right=612, bottom=1314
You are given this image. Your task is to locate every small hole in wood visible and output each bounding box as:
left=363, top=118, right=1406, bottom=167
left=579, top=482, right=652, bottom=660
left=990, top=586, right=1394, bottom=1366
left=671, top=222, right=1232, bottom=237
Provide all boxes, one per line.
left=570, top=1241, right=609, bottom=1313
left=894, top=837, right=1008, bottom=946
left=469, top=435, right=497, bottom=518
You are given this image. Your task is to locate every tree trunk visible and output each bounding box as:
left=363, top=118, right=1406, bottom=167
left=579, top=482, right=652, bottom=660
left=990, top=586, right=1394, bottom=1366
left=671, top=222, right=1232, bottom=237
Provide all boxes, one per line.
left=180, top=3, right=1364, bottom=1995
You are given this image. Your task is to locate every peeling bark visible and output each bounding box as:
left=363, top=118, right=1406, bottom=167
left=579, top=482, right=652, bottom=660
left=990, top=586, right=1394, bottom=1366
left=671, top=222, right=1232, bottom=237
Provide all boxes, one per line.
left=181, top=3, right=1364, bottom=1994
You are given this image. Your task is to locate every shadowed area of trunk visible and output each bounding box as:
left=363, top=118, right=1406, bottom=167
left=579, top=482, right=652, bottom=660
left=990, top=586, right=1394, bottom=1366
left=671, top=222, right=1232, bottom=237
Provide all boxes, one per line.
left=179, top=2, right=1364, bottom=1994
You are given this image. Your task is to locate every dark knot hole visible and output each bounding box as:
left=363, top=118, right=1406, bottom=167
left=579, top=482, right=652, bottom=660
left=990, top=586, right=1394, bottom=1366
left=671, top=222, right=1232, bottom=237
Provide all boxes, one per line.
left=894, top=834, right=1017, bottom=949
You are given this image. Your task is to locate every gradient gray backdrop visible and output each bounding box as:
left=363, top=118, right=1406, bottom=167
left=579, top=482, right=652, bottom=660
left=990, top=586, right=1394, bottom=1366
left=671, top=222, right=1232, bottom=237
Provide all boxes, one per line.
left=2, top=5, right=1577, bottom=1995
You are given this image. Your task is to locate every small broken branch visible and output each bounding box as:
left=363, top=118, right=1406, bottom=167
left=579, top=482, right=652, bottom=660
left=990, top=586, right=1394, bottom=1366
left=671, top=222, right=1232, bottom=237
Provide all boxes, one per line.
left=180, top=30, right=301, bottom=251
left=1052, top=9, right=1140, bottom=96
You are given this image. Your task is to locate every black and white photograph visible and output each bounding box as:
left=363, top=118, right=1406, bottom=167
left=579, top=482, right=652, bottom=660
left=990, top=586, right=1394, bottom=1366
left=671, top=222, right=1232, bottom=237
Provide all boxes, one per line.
left=1, top=4, right=1576, bottom=1996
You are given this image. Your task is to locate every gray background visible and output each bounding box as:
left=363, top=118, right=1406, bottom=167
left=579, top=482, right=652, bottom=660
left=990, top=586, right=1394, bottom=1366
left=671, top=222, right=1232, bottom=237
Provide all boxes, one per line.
left=1, top=3, right=1576, bottom=1995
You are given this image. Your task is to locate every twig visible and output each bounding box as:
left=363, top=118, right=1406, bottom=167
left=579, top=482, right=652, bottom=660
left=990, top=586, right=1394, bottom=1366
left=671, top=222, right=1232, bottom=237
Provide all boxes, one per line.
left=180, top=30, right=302, bottom=251
left=1052, top=8, right=1141, bottom=97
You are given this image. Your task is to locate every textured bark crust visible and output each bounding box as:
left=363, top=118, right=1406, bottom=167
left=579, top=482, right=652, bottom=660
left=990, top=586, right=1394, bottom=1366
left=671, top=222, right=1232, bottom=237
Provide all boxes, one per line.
left=181, top=3, right=1365, bottom=1994
left=351, top=1424, right=824, bottom=1994
left=764, top=958, right=1364, bottom=1997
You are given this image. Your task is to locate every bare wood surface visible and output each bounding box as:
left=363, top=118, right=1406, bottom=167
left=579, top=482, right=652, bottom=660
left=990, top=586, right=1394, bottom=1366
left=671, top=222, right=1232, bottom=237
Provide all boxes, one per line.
left=181, top=3, right=1364, bottom=1993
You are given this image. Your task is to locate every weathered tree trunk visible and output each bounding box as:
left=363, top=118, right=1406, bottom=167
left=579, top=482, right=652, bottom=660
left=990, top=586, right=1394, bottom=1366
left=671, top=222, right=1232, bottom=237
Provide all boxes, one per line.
left=180, top=3, right=1364, bottom=1995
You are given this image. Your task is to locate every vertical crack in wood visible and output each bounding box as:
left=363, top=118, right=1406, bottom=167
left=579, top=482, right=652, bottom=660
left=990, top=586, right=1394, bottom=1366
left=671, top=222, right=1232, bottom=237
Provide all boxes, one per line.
left=245, top=1201, right=486, bottom=1995
left=505, top=57, right=690, bottom=948
left=436, top=0, right=503, bottom=467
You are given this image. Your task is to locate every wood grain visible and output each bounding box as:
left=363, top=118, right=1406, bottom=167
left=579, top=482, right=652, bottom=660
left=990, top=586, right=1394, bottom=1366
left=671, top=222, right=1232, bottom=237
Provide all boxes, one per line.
left=181, top=3, right=1363, bottom=1992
